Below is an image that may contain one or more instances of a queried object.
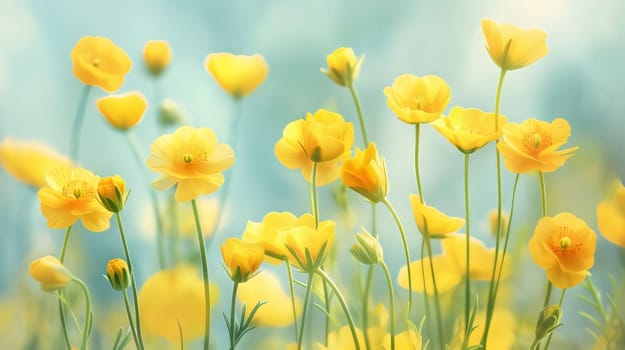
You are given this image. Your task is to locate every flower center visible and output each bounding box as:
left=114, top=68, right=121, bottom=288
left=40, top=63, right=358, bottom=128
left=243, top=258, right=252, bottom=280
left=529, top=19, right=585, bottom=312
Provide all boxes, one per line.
left=522, top=128, right=552, bottom=155
left=183, top=153, right=194, bottom=163
left=92, top=58, right=101, bottom=68
left=62, top=180, right=94, bottom=199
left=412, top=95, right=431, bottom=112
left=559, top=236, right=571, bottom=249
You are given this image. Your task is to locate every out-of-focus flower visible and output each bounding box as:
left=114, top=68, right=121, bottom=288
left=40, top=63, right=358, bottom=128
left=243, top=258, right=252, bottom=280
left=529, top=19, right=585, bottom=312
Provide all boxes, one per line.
left=481, top=19, right=548, bottom=71
left=106, top=258, right=130, bottom=291
left=158, top=98, right=185, bottom=126
left=143, top=40, right=172, bottom=76
left=597, top=180, right=625, bottom=248
left=409, top=194, right=464, bottom=237
left=38, top=167, right=112, bottom=232
left=489, top=209, right=510, bottom=237
left=384, top=74, right=451, bottom=124
left=205, top=53, right=268, bottom=98
left=285, top=220, right=335, bottom=272
left=221, top=238, right=264, bottom=283
left=383, top=329, right=422, bottom=350
left=320, top=47, right=363, bottom=87
left=341, top=142, right=388, bottom=203
left=529, top=212, right=596, bottom=288
left=0, top=138, right=71, bottom=187
left=467, top=309, right=517, bottom=350
left=398, top=255, right=463, bottom=295
left=166, top=198, right=218, bottom=239
left=70, top=36, right=132, bottom=92
left=350, top=228, right=383, bottom=265
left=497, top=118, right=578, bottom=173
left=29, top=256, right=72, bottom=292
left=275, top=109, right=354, bottom=186
left=431, top=107, right=506, bottom=153
left=316, top=325, right=366, bottom=350
left=147, top=126, right=234, bottom=201
left=96, top=91, right=147, bottom=130
left=97, top=175, right=126, bottom=213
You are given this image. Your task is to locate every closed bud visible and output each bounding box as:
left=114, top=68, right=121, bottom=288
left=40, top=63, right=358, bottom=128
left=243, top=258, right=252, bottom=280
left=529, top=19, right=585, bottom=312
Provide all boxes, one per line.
left=143, top=40, right=172, bottom=77
left=97, top=175, right=126, bottom=213
left=321, top=47, right=363, bottom=87
left=29, top=256, right=72, bottom=292
left=535, top=304, right=562, bottom=341
left=158, top=98, right=184, bottom=126
left=106, top=258, right=130, bottom=291
left=350, top=229, right=383, bottom=265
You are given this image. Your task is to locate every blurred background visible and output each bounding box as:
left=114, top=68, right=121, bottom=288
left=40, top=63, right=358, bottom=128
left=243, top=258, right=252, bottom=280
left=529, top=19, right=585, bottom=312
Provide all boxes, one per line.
left=1, top=0, right=624, bottom=348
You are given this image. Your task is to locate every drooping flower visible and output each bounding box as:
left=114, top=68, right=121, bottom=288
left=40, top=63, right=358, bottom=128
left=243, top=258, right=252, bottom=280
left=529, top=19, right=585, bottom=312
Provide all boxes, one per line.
left=221, top=238, right=264, bottom=283
left=529, top=212, right=596, bottom=288
left=70, top=36, right=132, bottom=92
left=284, top=219, right=335, bottom=272
left=341, top=142, right=388, bottom=203
left=431, top=106, right=507, bottom=153
left=597, top=180, right=625, bottom=248
left=481, top=19, right=549, bottom=71
left=29, top=256, right=72, bottom=292
left=0, top=138, right=71, bottom=187
left=146, top=126, right=234, bottom=201
left=384, top=74, right=451, bottom=124
left=143, top=40, right=172, bottom=76
left=205, top=53, right=268, bottom=98
left=497, top=118, right=578, bottom=173
left=409, top=194, right=464, bottom=237
left=97, top=175, right=127, bottom=213
left=275, top=109, right=354, bottom=186
left=320, top=47, right=363, bottom=87
left=105, top=258, right=130, bottom=291
left=38, top=167, right=112, bottom=232
left=96, top=91, right=147, bottom=130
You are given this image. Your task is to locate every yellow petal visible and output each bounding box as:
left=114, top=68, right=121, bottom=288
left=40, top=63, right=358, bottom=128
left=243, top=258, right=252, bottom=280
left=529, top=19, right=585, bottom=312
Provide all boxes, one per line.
left=205, top=53, right=268, bottom=98
left=397, top=256, right=463, bottom=294
left=96, top=91, right=147, bottom=130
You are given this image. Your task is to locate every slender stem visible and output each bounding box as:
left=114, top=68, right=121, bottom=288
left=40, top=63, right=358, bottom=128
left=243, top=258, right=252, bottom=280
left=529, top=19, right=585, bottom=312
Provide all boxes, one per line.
left=191, top=199, right=211, bottom=350
left=229, top=281, right=239, bottom=350
left=70, top=85, right=92, bottom=162
left=463, top=153, right=472, bottom=333
left=380, top=261, right=395, bottom=350
left=539, top=172, right=547, bottom=217
left=362, top=265, right=375, bottom=350
left=59, top=226, right=73, bottom=263
left=414, top=124, right=424, bottom=197
left=297, top=272, right=315, bottom=350
left=311, top=162, right=319, bottom=227
left=58, top=225, right=73, bottom=349
left=122, top=291, right=140, bottom=350
left=424, top=234, right=444, bottom=348
left=543, top=289, right=567, bottom=350
left=348, top=83, right=369, bottom=145
left=285, top=260, right=299, bottom=343
left=543, top=282, right=553, bottom=308
left=381, top=199, right=412, bottom=311
left=419, top=238, right=433, bottom=339
left=74, top=278, right=92, bottom=350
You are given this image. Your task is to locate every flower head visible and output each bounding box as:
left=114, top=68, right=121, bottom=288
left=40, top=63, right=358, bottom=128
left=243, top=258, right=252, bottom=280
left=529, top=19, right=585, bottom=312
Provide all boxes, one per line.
left=221, top=238, right=264, bottom=283
left=38, top=167, right=112, bottom=232
left=432, top=107, right=507, bottom=153
left=97, top=175, right=127, bottom=213
left=29, top=256, right=72, bottom=292
left=481, top=19, right=548, bottom=71
left=146, top=126, right=234, bottom=202
left=205, top=53, right=268, bottom=98
left=350, top=228, right=383, bottom=265
left=106, top=258, right=130, bottom=291
left=143, top=40, right=172, bottom=76
left=597, top=180, right=625, bottom=248
left=384, top=74, right=451, bottom=124
left=409, top=194, right=464, bottom=237
left=96, top=91, right=147, bottom=130
left=497, top=118, right=578, bottom=173
left=320, top=47, right=363, bottom=87
left=0, top=138, right=71, bottom=187
left=285, top=220, right=335, bottom=272
left=341, top=142, right=388, bottom=203
left=70, top=36, right=132, bottom=92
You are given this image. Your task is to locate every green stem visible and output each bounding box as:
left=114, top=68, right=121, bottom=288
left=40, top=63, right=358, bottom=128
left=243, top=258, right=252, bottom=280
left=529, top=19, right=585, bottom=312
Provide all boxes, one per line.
left=543, top=282, right=553, bottom=308
left=229, top=281, right=239, bottom=350
left=424, top=233, right=444, bottom=348
left=380, top=261, right=395, bottom=350
left=74, top=278, right=92, bottom=350
left=543, top=289, right=567, bottom=350
left=122, top=291, right=141, bottom=350
left=381, top=199, right=412, bottom=311
left=539, top=172, right=547, bottom=217
left=362, top=265, right=374, bottom=350
left=59, top=226, right=73, bottom=263
left=463, top=153, right=471, bottom=334
left=58, top=225, right=73, bottom=349
left=348, top=83, right=369, bottom=145
left=191, top=199, right=212, bottom=350
left=69, top=85, right=92, bottom=162
left=285, top=260, right=299, bottom=343
left=419, top=238, right=433, bottom=339
left=311, top=162, right=319, bottom=227
left=414, top=124, right=424, bottom=197
left=297, top=272, right=315, bottom=350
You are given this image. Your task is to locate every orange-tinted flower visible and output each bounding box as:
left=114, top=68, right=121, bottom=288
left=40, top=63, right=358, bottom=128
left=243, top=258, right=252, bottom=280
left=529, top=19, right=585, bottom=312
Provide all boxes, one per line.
left=221, top=238, right=264, bottom=283
left=481, top=19, right=548, bottom=71
left=0, top=138, right=71, bottom=187
left=384, top=74, right=451, bottom=124
left=285, top=220, right=335, bottom=272
left=320, top=47, right=363, bottom=87
left=205, top=53, right=268, bottom=98
left=96, top=91, right=147, bottom=130
left=597, top=180, right=625, bottom=248
left=70, top=36, right=132, bottom=92
left=340, top=142, right=388, bottom=202
left=497, top=118, right=578, bottom=173
left=431, top=107, right=506, bottom=153
left=143, top=40, right=172, bottom=76
left=409, top=194, right=464, bottom=237
left=146, top=126, right=234, bottom=201
left=29, top=256, right=72, bottom=292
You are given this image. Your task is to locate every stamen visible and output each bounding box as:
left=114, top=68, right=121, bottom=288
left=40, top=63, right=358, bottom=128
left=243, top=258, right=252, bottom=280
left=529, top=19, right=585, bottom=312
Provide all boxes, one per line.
left=559, top=236, right=571, bottom=249
left=183, top=153, right=194, bottom=163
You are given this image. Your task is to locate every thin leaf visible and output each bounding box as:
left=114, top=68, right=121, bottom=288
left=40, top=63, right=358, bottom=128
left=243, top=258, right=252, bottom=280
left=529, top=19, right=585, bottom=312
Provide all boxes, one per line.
left=578, top=311, right=602, bottom=330
left=607, top=293, right=625, bottom=327
left=112, top=327, right=124, bottom=349
left=585, top=327, right=600, bottom=342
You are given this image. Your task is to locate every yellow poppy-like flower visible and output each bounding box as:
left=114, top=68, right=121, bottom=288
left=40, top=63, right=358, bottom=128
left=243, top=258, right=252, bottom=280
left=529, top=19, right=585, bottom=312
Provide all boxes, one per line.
left=221, top=238, right=264, bottom=283
left=105, top=258, right=130, bottom=291
left=146, top=126, right=235, bottom=202
left=237, top=270, right=301, bottom=327
left=320, top=47, right=363, bottom=87
left=529, top=212, right=596, bottom=288
left=285, top=219, right=335, bottom=272
left=431, top=106, right=507, bottom=153
left=139, top=265, right=218, bottom=348
left=409, top=194, right=464, bottom=237
left=384, top=74, right=451, bottom=124
left=497, top=118, right=578, bottom=173
left=205, top=52, right=268, bottom=98
left=481, top=19, right=549, bottom=71
left=29, top=256, right=72, bottom=292
left=466, top=309, right=517, bottom=350
left=97, top=175, right=126, bottom=213
left=96, top=91, right=147, bottom=130
left=275, top=109, right=354, bottom=186
left=340, top=142, right=388, bottom=203
left=143, top=40, right=172, bottom=76
left=38, top=167, right=112, bottom=232
left=70, top=36, right=132, bottom=92
left=597, top=180, right=625, bottom=248
left=0, top=138, right=71, bottom=187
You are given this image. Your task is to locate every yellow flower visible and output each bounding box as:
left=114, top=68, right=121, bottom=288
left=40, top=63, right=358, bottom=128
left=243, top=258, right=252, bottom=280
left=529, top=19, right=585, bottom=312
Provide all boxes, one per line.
left=320, top=47, right=363, bottom=87
left=38, top=167, right=112, bottom=232
left=275, top=109, right=354, bottom=186
left=497, top=118, right=578, bottom=173
left=529, top=212, right=596, bottom=288
left=29, top=256, right=72, bottom=292
left=70, top=36, right=132, bottom=92
left=167, top=198, right=218, bottom=239
left=146, top=126, right=235, bottom=201
left=205, top=52, right=268, bottom=98
left=597, top=180, right=625, bottom=248
left=285, top=220, right=335, bottom=272
left=489, top=209, right=510, bottom=237
left=143, top=40, right=172, bottom=76
left=481, top=19, right=549, bottom=71
left=340, top=142, right=388, bottom=203
left=431, top=106, right=507, bottom=153
left=316, top=326, right=366, bottom=350
left=106, top=258, right=130, bottom=291
left=398, top=255, right=462, bottom=295
left=384, top=74, right=451, bottom=124
left=97, top=175, right=126, bottom=213
left=139, top=265, right=219, bottom=348
left=0, top=138, right=71, bottom=187
left=96, top=91, right=147, bottom=130
left=409, top=194, right=464, bottom=237
left=221, top=238, right=264, bottom=283
left=467, top=309, right=517, bottom=350
left=383, top=329, right=422, bottom=350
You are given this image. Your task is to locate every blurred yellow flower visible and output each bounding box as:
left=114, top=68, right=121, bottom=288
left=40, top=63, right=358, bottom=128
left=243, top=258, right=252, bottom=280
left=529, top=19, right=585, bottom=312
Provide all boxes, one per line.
left=38, top=167, right=112, bottom=232
left=97, top=175, right=126, bottom=213
left=497, top=118, right=578, bottom=173
left=70, top=36, right=132, bottom=92
left=316, top=325, right=366, bottom=350
left=0, top=138, right=71, bottom=187
left=384, top=74, right=451, bottom=124
left=146, top=126, right=234, bottom=201
left=143, top=40, right=172, bottom=76
left=431, top=106, right=506, bottom=153
left=467, top=309, right=516, bottom=350
left=29, top=256, right=72, bottom=292
left=105, top=258, right=130, bottom=291
left=139, top=265, right=218, bottom=348
left=341, top=142, right=388, bottom=203
left=221, top=238, right=264, bottom=283
left=398, top=255, right=463, bottom=294
left=529, top=212, right=596, bottom=288
left=320, top=47, right=363, bottom=87
left=96, top=91, right=147, bottom=130
left=171, top=198, right=218, bottom=238
left=285, top=220, right=335, bottom=272
left=409, top=194, right=464, bottom=237
left=481, top=19, right=548, bottom=71
left=275, top=109, right=354, bottom=186
left=488, top=209, right=509, bottom=237
left=597, top=180, right=625, bottom=248
left=205, top=52, right=268, bottom=98
left=383, top=329, right=422, bottom=350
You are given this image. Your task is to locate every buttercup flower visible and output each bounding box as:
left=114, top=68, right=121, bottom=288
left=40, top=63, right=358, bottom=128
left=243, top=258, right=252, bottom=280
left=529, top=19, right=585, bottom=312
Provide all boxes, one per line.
left=341, top=142, right=388, bottom=203
left=431, top=106, right=507, bottom=153
left=481, top=19, right=549, bottom=71
left=143, top=40, right=172, bottom=76
left=597, top=180, right=625, bottom=248
left=205, top=53, right=268, bottom=98
left=146, top=126, right=234, bottom=201
left=497, top=118, right=578, bottom=173
left=409, top=194, right=464, bottom=237
left=29, top=256, right=72, bottom=292
left=529, top=212, right=596, bottom=288
left=221, top=238, right=264, bottom=283
left=96, top=91, right=147, bottom=130
left=384, top=74, right=451, bottom=124
left=275, top=109, right=354, bottom=186
left=106, top=258, right=130, bottom=291
left=320, top=47, right=363, bottom=87
left=0, top=138, right=71, bottom=187
left=97, top=175, right=127, bottom=213
left=70, top=36, right=132, bottom=92
left=284, top=219, right=335, bottom=272
left=38, top=167, right=112, bottom=232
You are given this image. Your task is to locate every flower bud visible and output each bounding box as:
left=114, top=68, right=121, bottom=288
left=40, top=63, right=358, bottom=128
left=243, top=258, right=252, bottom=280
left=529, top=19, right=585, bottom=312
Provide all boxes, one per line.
left=97, top=175, right=126, bottom=213
left=321, top=47, right=363, bottom=87
left=158, top=98, right=184, bottom=126
left=534, top=304, right=562, bottom=342
left=143, top=40, right=172, bottom=77
left=350, top=229, right=383, bottom=265
left=29, top=256, right=72, bottom=292
left=106, top=258, right=130, bottom=291
left=221, top=238, right=264, bottom=283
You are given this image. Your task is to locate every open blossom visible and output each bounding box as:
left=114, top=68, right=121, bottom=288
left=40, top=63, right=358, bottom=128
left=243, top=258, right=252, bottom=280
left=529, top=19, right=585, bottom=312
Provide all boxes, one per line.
left=431, top=107, right=506, bottom=153
left=320, top=47, right=363, bottom=87
left=143, top=40, right=172, bottom=76
left=481, top=19, right=549, bottom=71
left=71, top=36, right=132, bottom=92
left=221, top=238, right=264, bottom=283
left=597, top=180, right=625, bottom=248
left=409, top=194, right=464, bottom=237
left=205, top=53, right=268, bottom=98
left=340, top=142, right=388, bottom=203
left=384, top=74, right=451, bottom=124
left=0, top=138, right=71, bottom=187
left=146, top=126, right=234, bottom=201
left=96, top=91, right=147, bottom=130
